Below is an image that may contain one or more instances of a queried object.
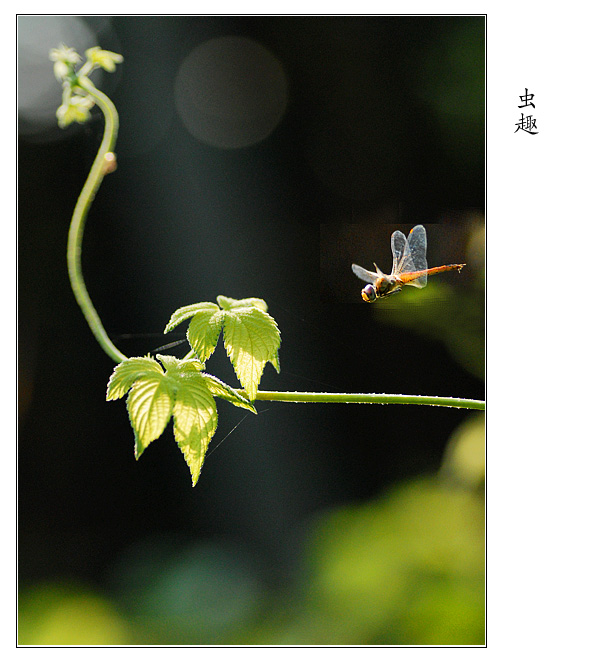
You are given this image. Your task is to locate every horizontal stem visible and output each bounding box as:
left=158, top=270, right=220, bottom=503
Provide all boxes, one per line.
left=249, top=390, right=485, bottom=410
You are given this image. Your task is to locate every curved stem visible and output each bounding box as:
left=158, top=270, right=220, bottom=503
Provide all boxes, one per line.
left=249, top=390, right=485, bottom=410
left=66, top=80, right=127, bottom=363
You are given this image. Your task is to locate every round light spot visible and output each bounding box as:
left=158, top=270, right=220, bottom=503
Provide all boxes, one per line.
left=174, top=36, right=288, bottom=149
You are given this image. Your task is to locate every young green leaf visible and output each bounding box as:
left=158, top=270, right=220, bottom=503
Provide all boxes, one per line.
left=164, top=302, right=223, bottom=363
left=163, top=302, right=219, bottom=334
left=106, top=356, right=163, bottom=400
left=202, top=373, right=258, bottom=413
left=126, top=372, right=176, bottom=458
left=187, top=308, right=224, bottom=363
left=223, top=306, right=281, bottom=400
left=156, top=353, right=181, bottom=373
left=217, top=295, right=268, bottom=312
left=167, top=297, right=281, bottom=399
left=172, top=379, right=218, bottom=486
left=106, top=351, right=264, bottom=484
left=175, top=357, right=206, bottom=374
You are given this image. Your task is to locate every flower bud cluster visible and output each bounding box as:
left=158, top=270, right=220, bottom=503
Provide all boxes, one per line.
left=49, top=44, right=123, bottom=128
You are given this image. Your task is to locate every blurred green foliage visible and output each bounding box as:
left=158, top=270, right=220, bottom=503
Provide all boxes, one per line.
left=249, top=471, right=484, bottom=643
left=441, top=413, right=485, bottom=489
left=19, top=413, right=484, bottom=646
left=416, top=20, right=485, bottom=163
left=375, top=281, right=484, bottom=380
left=18, top=582, right=132, bottom=645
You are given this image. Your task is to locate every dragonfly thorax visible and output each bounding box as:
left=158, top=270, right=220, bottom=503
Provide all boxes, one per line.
left=375, top=276, right=393, bottom=295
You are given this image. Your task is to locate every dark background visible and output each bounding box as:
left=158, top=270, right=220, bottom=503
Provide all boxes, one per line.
left=18, top=15, right=485, bottom=644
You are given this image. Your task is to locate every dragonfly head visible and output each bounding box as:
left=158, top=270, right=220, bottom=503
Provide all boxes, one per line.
left=361, top=284, right=377, bottom=303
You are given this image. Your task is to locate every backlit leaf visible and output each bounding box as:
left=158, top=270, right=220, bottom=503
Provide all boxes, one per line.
left=172, top=378, right=218, bottom=486
left=106, top=356, right=163, bottom=401
left=217, top=295, right=268, bottom=312
left=187, top=308, right=224, bottom=363
left=163, top=302, right=219, bottom=334
left=223, top=306, right=281, bottom=400
left=175, top=357, right=206, bottom=374
left=156, top=354, right=181, bottom=373
left=108, top=296, right=281, bottom=485
left=202, top=373, right=258, bottom=413
left=127, top=372, right=175, bottom=458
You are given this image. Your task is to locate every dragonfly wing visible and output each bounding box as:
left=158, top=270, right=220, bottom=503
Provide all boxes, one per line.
left=404, top=273, right=428, bottom=288
left=352, top=264, right=379, bottom=284
left=390, top=231, right=405, bottom=273
left=404, top=224, right=428, bottom=288
left=391, top=229, right=416, bottom=276
left=407, top=225, right=427, bottom=270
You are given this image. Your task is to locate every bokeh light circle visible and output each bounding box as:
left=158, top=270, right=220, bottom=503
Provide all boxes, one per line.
left=174, top=36, right=288, bottom=149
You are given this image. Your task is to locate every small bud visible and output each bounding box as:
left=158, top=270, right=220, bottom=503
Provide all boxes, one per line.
left=85, top=47, right=124, bottom=73
left=102, top=152, right=117, bottom=175
left=49, top=44, right=81, bottom=65
left=49, top=44, right=81, bottom=81
left=56, top=95, right=95, bottom=128
left=52, top=60, right=69, bottom=81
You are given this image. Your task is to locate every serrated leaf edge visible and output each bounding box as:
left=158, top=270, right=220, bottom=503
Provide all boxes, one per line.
left=172, top=380, right=218, bottom=486
left=106, top=356, right=163, bottom=401
left=222, top=307, right=281, bottom=400
left=164, top=302, right=219, bottom=334
left=202, top=373, right=258, bottom=413
left=126, top=372, right=175, bottom=458
left=187, top=308, right=224, bottom=363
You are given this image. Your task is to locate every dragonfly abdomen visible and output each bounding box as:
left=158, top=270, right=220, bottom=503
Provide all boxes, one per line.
left=399, top=264, right=465, bottom=284
left=425, top=263, right=466, bottom=276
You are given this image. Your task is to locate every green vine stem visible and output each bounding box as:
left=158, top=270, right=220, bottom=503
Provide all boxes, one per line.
left=249, top=391, right=485, bottom=410
left=66, top=77, right=128, bottom=364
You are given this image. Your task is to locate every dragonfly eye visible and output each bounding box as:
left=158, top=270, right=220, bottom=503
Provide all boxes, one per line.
left=361, top=284, right=377, bottom=302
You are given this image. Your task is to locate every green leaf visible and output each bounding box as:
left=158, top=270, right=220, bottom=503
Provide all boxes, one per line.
left=202, top=373, right=258, bottom=413
left=172, top=378, right=218, bottom=486
left=175, top=357, right=206, bottom=374
left=187, top=308, right=224, bottom=363
left=269, top=351, right=280, bottom=374
left=223, top=306, right=281, bottom=400
left=126, top=372, right=176, bottom=458
left=107, top=351, right=234, bottom=484
left=156, top=354, right=205, bottom=375
left=163, top=302, right=219, bottom=334
left=106, top=356, right=163, bottom=401
left=217, top=295, right=268, bottom=312
left=156, top=354, right=181, bottom=373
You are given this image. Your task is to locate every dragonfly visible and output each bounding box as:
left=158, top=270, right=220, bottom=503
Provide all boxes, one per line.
left=351, top=225, right=466, bottom=302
